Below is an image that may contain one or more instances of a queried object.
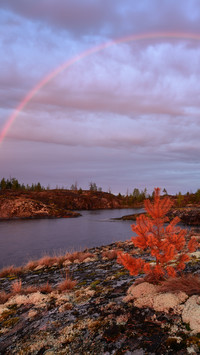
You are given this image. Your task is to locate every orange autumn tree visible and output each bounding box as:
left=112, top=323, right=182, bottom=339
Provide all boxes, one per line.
left=117, top=188, right=199, bottom=282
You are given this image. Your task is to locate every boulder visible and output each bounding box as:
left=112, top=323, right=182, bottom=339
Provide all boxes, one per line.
left=182, top=295, right=200, bottom=333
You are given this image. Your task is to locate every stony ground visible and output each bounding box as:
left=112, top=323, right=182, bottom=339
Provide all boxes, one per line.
left=0, top=241, right=200, bottom=355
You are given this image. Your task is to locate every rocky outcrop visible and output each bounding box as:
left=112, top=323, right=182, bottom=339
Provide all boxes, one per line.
left=0, top=197, right=80, bottom=219
left=125, top=282, right=188, bottom=313
left=0, top=240, right=200, bottom=354
left=125, top=281, right=200, bottom=334
left=168, top=207, right=200, bottom=225
left=0, top=190, right=123, bottom=219
left=35, top=190, right=122, bottom=210
left=115, top=207, right=200, bottom=226
left=113, top=212, right=145, bottom=221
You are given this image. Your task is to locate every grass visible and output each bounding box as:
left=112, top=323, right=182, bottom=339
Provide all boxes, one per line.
left=0, top=265, right=23, bottom=278
left=57, top=273, right=77, bottom=292
left=158, top=273, right=200, bottom=296
left=0, top=249, right=96, bottom=304
left=102, top=250, right=118, bottom=260
left=10, top=280, right=22, bottom=294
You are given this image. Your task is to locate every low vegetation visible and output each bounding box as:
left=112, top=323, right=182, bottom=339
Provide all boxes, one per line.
left=117, top=188, right=199, bottom=283
left=0, top=250, right=94, bottom=304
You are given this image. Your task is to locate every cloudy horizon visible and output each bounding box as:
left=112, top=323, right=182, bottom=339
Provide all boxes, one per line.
left=0, top=0, right=200, bottom=195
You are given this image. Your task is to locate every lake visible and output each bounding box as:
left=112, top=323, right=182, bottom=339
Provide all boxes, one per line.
left=0, top=208, right=143, bottom=268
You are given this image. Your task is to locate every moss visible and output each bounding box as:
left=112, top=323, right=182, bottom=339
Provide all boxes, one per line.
left=8, top=275, right=17, bottom=280
left=114, top=270, right=129, bottom=279
left=184, top=322, right=191, bottom=331
left=3, top=316, right=20, bottom=328
left=78, top=280, right=88, bottom=287
left=165, top=337, right=185, bottom=351
left=0, top=308, right=17, bottom=321
left=34, top=269, right=45, bottom=274
left=90, top=280, right=101, bottom=289
left=87, top=272, right=97, bottom=278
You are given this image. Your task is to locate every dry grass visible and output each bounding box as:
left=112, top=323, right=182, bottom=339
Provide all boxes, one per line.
left=79, top=252, right=93, bottom=262
left=37, top=255, right=57, bottom=267
left=24, top=260, right=38, bottom=271
left=0, top=291, right=9, bottom=304
left=0, top=265, right=15, bottom=278
left=102, top=250, right=118, bottom=260
left=54, top=255, right=66, bottom=267
left=40, top=282, right=52, bottom=293
left=57, top=273, right=77, bottom=292
left=65, top=251, right=80, bottom=263
left=158, top=273, right=200, bottom=296
left=11, top=279, right=22, bottom=294
left=23, top=285, right=38, bottom=295
left=0, top=265, right=24, bottom=278
left=65, top=251, right=93, bottom=263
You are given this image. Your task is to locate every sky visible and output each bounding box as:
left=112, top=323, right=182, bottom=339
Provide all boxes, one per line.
left=0, top=0, right=200, bottom=195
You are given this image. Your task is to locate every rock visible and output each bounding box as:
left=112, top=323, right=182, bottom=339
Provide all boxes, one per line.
left=83, top=257, right=95, bottom=263
left=0, top=198, right=51, bottom=219
left=0, top=190, right=123, bottom=220
left=1, top=240, right=200, bottom=354
left=126, top=282, right=158, bottom=299
left=182, top=295, right=200, bottom=333
left=63, top=260, right=72, bottom=266
left=134, top=291, right=188, bottom=313
left=124, top=282, right=188, bottom=313
left=168, top=207, right=200, bottom=225
left=34, top=265, right=45, bottom=271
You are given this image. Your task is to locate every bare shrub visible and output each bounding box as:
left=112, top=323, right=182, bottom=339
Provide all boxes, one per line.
left=158, top=273, right=200, bottom=296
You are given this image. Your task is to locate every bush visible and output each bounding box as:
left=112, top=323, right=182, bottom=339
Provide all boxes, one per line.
left=117, top=188, right=199, bottom=283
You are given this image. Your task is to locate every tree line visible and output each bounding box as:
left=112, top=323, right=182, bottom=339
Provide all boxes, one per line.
left=0, top=178, right=44, bottom=192
left=1, top=177, right=200, bottom=206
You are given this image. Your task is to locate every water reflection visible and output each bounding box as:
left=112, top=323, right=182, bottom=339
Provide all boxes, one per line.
left=0, top=208, right=143, bottom=268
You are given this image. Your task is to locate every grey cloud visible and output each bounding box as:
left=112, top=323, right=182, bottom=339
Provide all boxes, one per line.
left=1, top=0, right=200, bottom=37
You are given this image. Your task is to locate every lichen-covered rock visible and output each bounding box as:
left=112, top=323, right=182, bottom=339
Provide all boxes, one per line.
left=135, top=291, right=188, bottom=313
left=182, top=295, right=200, bottom=333
left=124, top=282, right=188, bottom=313
left=125, top=282, right=158, bottom=300
left=0, top=198, right=51, bottom=219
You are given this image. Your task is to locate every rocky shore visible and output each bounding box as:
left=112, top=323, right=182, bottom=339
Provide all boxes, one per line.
left=0, top=240, right=200, bottom=354
left=115, top=207, right=200, bottom=226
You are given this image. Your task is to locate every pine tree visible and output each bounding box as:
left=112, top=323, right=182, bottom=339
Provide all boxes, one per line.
left=117, top=188, right=199, bottom=282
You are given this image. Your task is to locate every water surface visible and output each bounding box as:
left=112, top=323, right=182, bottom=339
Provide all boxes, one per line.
left=0, top=208, right=142, bottom=268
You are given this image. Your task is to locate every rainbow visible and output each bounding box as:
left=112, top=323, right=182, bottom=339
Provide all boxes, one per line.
left=0, top=31, right=199, bottom=144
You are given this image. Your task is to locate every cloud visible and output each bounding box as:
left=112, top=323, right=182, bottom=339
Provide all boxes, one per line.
left=1, top=0, right=200, bottom=38
left=1, top=1, right=200, bottom=193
